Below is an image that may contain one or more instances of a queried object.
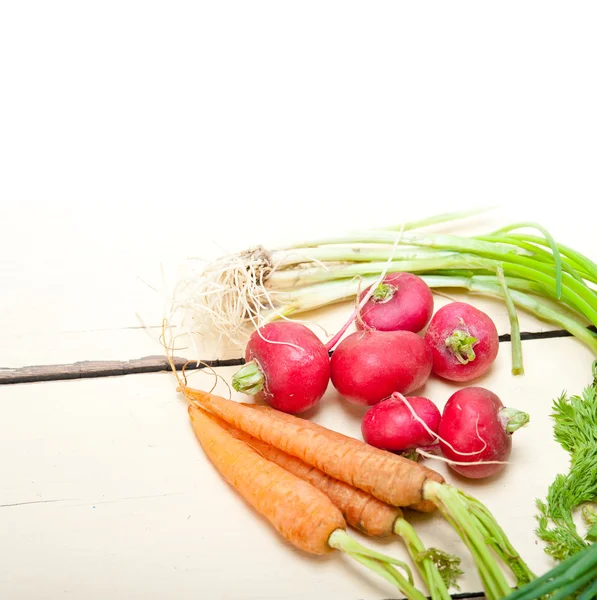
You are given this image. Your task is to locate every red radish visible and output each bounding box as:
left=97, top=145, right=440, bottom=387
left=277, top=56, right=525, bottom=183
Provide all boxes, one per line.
left=330, top=330, right=433, bottom=406
left=424, top=302, right=499, bottom=382
left=231, top=322, right=330, bottom=414
left=361, top=395, right=441, bottom=452
left=437, top=386, right=529, bottom=479
left=357, top=272, right=434, bottom=334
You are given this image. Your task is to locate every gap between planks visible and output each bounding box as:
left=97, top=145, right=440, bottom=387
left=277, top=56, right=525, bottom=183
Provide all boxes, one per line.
left=1, top=327, right=592, bottom=386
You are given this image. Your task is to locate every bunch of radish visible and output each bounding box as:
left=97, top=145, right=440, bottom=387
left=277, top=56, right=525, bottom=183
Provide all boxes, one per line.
left=352, top=274, right=527, bottom=479
left=231, top=272, right=529, bottom=480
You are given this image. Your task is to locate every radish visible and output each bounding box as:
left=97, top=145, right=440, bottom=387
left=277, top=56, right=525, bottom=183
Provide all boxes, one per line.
left=437, top=387, right=529, bottom=479
left=330, top=330, right=433, bottom=406
left=361, top=395, right=441, bottom=452
left=424, top=302, right=499, bottom=382
left=357, top=272, right=434, bottom=334
left=231, top=322, right=330, bottom=414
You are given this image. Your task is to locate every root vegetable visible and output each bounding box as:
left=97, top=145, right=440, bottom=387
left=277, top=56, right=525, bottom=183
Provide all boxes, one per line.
left=188, top=402, right=343, bottom=555
left=424, top=302, right=499, bottom=382
left=212, top=411, right=460, bottom=599
left=188, top=403, right=426, bottom=598
left=330, top=330, right=433, bottom=406
left=361, top=395, right=441, bottom=453
left=231, top=321, right=330, bottom=414
left=218, top=411, right=403, bottom=538
left=357, top=272, right=434, bottom=333
left=437, top=387, right=529, bottom=479
left=184, top=385, right=444, bottom=508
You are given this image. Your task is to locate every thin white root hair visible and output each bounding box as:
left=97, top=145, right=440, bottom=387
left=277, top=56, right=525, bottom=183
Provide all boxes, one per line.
left=168, top=247, right=284, bottom=346
left=162, top=318, right=233, bottom=399
left=392, top=393, right=488, bottom=457
left=415, top=448, right=511, bottom=466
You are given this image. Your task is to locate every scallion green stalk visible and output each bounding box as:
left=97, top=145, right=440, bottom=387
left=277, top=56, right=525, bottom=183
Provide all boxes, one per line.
left=476, top=233, right=590, bottom=285
left=489, top=232, right=597, bottom=285
left=484, top=221, right=564, bottom=298
left=496, top=266, right=524, bottom=375
left=263, top=273, right=597, bottom=355
left=267, top=255, right=597, bottom=327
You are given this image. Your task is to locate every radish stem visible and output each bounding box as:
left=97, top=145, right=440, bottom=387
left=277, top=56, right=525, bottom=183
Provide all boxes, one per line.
left=231, top=360, right=264, bottom=394
left=499, top=407, right=530, bottom=433
left=445, top=329, right=478, bottom=365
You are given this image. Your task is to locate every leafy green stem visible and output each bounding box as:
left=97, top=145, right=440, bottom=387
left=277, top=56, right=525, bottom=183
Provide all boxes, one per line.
left=394, top=517, right=460, bottom=600
left=423, top=482, right=513, bottom=600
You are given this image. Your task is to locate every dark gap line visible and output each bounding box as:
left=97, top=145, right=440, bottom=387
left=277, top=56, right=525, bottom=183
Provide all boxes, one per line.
left=1, top=326, right=595, bottom=386
left=0, top=356, right=245, bottom=385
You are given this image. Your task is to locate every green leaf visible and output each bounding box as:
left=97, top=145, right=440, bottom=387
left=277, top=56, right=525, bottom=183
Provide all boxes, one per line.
left=536, top=362, right=597, bottom=561
left=416, top=547, right=464, bottom=591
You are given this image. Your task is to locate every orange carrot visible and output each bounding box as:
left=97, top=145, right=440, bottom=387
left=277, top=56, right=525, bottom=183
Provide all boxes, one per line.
left=198, top=407, right=461, bottom=600
left=182, top=385, right=443, bottom=509
left=188, top=403, right=428, bottom=599
left=166, top=339, right=525, bottom=600
left=188, top=402, right=343, bottom=554
left=248, top=403, right=441, bottom=513
left=211, top=410, right=403, bottom=538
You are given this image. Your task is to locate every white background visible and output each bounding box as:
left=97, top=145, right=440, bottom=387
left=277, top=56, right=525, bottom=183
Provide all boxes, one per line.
left=1, top=2, right=597, bottom=599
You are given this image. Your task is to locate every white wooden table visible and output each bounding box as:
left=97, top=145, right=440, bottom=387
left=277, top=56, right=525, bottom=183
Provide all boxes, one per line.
left=2, top=4, right=596, bottom=599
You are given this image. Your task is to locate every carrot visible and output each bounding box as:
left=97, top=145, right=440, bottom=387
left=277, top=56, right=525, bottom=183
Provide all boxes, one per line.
left=184, top=386, right=442, bottom=508
left=187, top=402, right=427, bottom=600
left=249, top=403, right=442, bottom=513
left=183, top=387, right=524, bottom=599
left=215, top=410, right=403, bottom=538
left=207, top=410, right=462, bottom=600
left=188, top=402, right=342, bottom=555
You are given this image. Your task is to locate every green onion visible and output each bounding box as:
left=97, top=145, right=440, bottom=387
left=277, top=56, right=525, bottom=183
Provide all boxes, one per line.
left=504, top=542, right=597, bottom=600
left=488, top=222, right=564, bottom=299
left=496, top=266, right=523, bottom=374
left=172, top=210, right=597, bottom=376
